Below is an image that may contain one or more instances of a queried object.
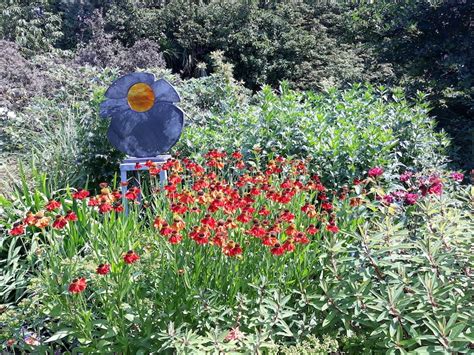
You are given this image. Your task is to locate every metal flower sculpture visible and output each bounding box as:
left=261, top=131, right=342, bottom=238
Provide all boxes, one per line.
left=100, top=72, right=184, bottom=157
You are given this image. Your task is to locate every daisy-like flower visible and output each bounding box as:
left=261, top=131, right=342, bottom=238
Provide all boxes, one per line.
left=123, top=250, right=140, bottom=264
left=68, top=277, right=87, bottom=294
left=45, top=200, right=61, bottom=211
left=100, top=73, right=184, bottom=157
left=52, top=215, right=68, bottom=229
left=450, top=172, right=464, bottom=182
left=96, top=264, right=111, bottom=275
left=9, top=222, right=25, bottom=236
left=368, top=167, right=384, bottom=178
left=72, top=189, right=90, bottom=200
left=271, top=243, right=285, bottom=256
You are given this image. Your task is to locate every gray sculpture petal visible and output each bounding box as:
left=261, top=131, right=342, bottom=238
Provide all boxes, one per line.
left=108, top=110, right=149, bottom=139
left=105, top=72, right=155, bottom=99
left=99, top=98, right=129, bottom=119
left=107, top=102, right=184, bottom=157
left=152, top=79, right=181, bottom=103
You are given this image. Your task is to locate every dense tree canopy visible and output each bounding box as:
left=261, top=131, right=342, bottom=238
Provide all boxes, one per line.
left=1, top=0, right=472, bottom=169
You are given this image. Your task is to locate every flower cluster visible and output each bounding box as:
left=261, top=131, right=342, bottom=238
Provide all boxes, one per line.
left=375, top=170, right=462, bottom=206
left=149, top=153, right=346, bottom=258
left=7, top=151, right=464, bottom=298
left=86, top=183, right=124, bottom=213
left=8, top=200, right=78, bottom=236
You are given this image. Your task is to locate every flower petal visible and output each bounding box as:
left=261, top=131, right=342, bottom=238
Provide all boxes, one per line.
left=105, top=72, right=155, bottom=99
left=106, top=102, right=184, bottom=157
left=152, top=79, right=180, bottom=103
left=100, top=98, right=129, bottom=118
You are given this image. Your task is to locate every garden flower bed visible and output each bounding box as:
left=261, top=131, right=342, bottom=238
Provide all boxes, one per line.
left=1, top=151, right=472, bottom=353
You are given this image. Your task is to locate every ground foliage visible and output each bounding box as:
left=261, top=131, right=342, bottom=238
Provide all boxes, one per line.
left=1, top=153, right=472, bottom=352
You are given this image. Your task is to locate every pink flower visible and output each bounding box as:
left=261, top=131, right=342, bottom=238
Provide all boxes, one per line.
left=404, top=193, right=419, bottom=205
left=225, top=327, right=245, bottom=341
left=450, top=172, right=464, bottom=182
left=382, top=194, right=394, bottom=205
left=400, top=171, right=413, bottom=182
left=368, top=167, right=384, bottom=178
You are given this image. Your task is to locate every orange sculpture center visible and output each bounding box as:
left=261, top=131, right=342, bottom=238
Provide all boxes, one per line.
left=127, top=83, right=155, bottom=112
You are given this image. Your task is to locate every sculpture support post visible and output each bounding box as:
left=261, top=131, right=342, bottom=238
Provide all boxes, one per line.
left=119, top=155, right=171, bottom=215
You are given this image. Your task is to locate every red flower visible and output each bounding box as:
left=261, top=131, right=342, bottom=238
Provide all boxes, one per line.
left=45, top=200, right=61, bottom=211
left=123, top=250, right=140, bottom=264
left=171, top=203, right=188, bottom=214
left=149, top=166, right=161, bottom=176
left=160, top=223, right=173, bottom=236
left=52, top=215, right=68, bottom=229
left=201, top=214, right=217, bottom=229
left=258, top=207, right=271, bottom=216
left=270, top=243, right=285, bottom=256
left=237, top=213, right=252, bottom=223
left=326, top=223, right=339, bottom=233
left=96, top=263, right=111, bottom=275
left=125, top=187, right=140, bottom=200
left=294, top=232, right=309, bottom=244
left=65, top=210, right=77, bottom=222
left=368, top=167, right=384, bottom=178
left=72, top=189, right=90, bottom=200
left=306, top=224, right=319, bottom=235
left=282, top=240, right=295, bottom=252
left=88, top=197, right=100, bottom=206
left=235, top=161, right=246, bottom=169
left=113, top=203, right=124, bottom=212
left=231, top=151, right=243, bottom=160
left=321, top=202, right=333, bottom=211
left=262, top=235, right=278, bottom=246
left=98, top=203, right=113, bottom=214
left=135, top=162, right=143, bottom=169
left=194, top=232, right=209, bottom=245
left=9, top=223, right=24, bottom=236
left=280, top=210, right=295, bottom=222
left=168, top=232, right=182, bottom=244
left=246, top=224, right=267, bottom=238
left=68, top=277, right=87, bottom=294
left=223, top=241, right=242, bottom=257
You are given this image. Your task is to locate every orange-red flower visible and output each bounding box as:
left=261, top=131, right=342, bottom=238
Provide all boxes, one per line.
left=72, top=189, right=90, bottom=200
left=271, top=243, right=285, bottom=256
left=96, top=264, right=111, bottom=275
left=45, top=200, right=61, bottom=211
left=123, top=250, right=140, bottom=264
left=52, top=215, right=68, bottom=229
left=306, top=224, right=319, bottom=235
left=68, top=277, right=87, bottom=293
left=223, top=241, right=242, bottom=257
left=9, top=222, right=24, bottom=236
left=168, top=232, right=182, bottom=244
left=65, top=210, right=78, bottom=222
left=326, top=223, right=339, bottom=233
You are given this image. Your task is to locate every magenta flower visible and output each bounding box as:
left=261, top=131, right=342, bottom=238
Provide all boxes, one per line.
left=450, top=172, right=464, bottom=182
left=368, top=167, right=384, bottom=178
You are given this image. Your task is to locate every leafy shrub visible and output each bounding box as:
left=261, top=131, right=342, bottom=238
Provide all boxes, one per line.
left=1, top=153, right=472, bottom=352
left=0, top=0, right=62, bottom=55
left=178, top=83, right=449, bottom=186
left=75, top=12, right=165, bottom=72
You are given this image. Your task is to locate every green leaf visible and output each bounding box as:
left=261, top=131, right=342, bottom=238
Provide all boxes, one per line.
left=45, top=329, right=74, bottom=343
